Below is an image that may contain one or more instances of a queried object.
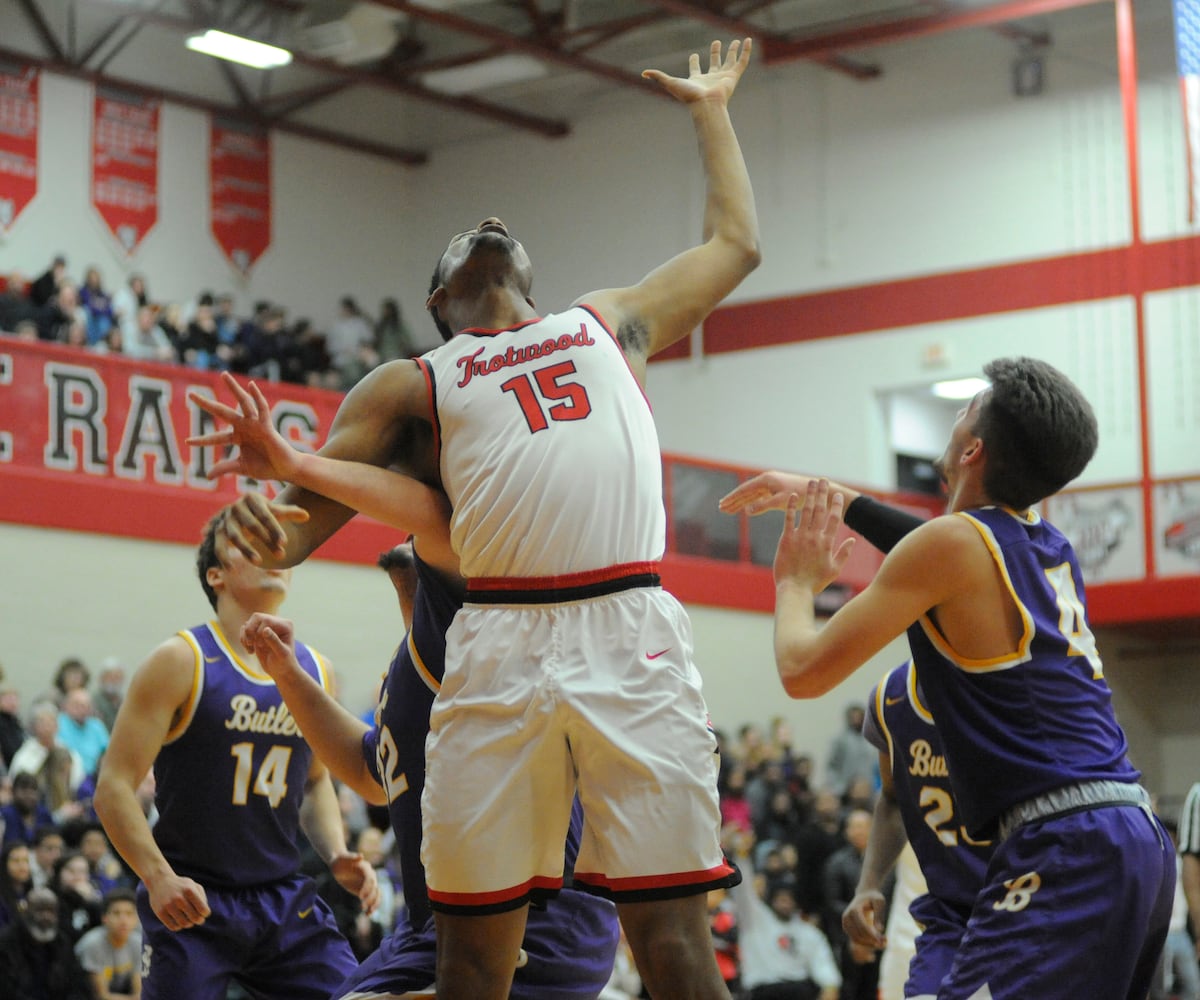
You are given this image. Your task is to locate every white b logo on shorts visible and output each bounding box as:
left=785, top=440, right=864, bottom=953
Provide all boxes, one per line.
left=141, top=942, right=153, bottom=977
left=992, top=871, right=1042, bottom=912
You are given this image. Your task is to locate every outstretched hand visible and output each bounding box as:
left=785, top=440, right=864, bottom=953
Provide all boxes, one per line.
left=217, top=493, right=308, bottom=565
left=187, top=371, right=303, bottom=484
left=774, top=479, right=855, bottom=594
left=721, top=471, right=818, bottom=517
left=643, top=38, right=752, bottom=107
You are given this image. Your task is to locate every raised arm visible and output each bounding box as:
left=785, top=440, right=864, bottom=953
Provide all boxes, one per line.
left=721, top=471, right=928, bottom=555
left=771, top=480, right=972, bottom=697
left=93, top=638, right=211, bottom=931
left=583, top=39, right=760, bottom=374
left=189, top=371, right=450, bottom=568
left=239, top=612, right=384, bottom=805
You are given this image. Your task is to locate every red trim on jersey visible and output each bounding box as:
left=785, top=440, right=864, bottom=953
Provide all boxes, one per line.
left=574, top=861, right=738, bottom=893
left=576, top=302, right=655, bottom=414
left=468, top=561, right=661, bottom=592
left=576, top=302, right=619, bottom=345
left=457, top=316, right=544, bottom=338
left=413, top=357, right=440, bottom=459
left=427, top=874, right=562, bottom=907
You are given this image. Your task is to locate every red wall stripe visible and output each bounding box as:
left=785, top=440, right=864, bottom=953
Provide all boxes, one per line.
left=703, top=235, right=1200, bottom=353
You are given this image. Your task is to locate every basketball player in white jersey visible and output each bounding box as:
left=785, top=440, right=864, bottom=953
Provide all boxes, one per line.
left=191, top=37, right=760, bottom=1000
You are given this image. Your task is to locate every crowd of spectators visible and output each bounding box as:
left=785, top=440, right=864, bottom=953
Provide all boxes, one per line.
left=0, top=254, right=421, bottom=392
left=0, top=639, right=890, bottom=1000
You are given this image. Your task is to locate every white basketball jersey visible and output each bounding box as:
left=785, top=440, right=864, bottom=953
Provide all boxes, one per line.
left=417, top=306, right=666, bottom=580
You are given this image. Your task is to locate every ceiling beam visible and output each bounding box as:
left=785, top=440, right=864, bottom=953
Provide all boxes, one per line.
left=77, top=14, right=140, bottom=69
left=0, top=44, right=429, bottom=166
left=762, top=0, right=1110, bottom=64
left=83, top=0, right=570, bottom=138
left=371, top=0, right=670, bottom=99
left=647, top=0, right=880, bottom=80
left=15, top=0, right=66, bottom=62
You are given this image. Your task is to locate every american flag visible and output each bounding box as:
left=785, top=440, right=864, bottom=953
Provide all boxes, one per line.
left=1174, top=0, right=1200, bottom=221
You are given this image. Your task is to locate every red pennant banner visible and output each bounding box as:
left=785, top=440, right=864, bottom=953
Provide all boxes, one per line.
left=210, top=117, right=271, bottom=274
left=91, top=86, right=160, bottom=254
left=0, top=61, right=39, bottom=234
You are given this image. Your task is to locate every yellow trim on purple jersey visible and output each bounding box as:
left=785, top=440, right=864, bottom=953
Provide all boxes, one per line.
left=915, top=510, right=1036, bottom=672
left=166, top=630, right=206, bottom=744
left=407, top=630, right=441, bottom=696
left=906, top=660, right=935, bottom=723
left=872, top=669, right=896, bottom=767
left=209, top=620, right=277, bottom=684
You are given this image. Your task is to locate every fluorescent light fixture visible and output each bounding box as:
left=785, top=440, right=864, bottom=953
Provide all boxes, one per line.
left=422, top=54, right=548, bottom=95
left=186, top=29, right=292, bottom=70
left=931, top=377, right=989, bottom=400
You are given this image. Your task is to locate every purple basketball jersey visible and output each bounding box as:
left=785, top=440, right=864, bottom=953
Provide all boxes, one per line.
left=151, top=622, right=329, bottom=887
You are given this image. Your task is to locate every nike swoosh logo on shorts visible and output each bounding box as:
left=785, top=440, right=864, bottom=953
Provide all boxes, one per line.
left=297, top=907, right=313, bottom=918
left=647, top=649, right=671, bottom=660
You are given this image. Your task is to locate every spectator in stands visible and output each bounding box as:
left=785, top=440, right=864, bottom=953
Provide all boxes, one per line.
left=74, top=886, right=142, bottom=1000
left=28, top=254, right=67, bottom=306
left=720, top=762, right=754, bottom=835
left=10, top=702, right=85, bottom=791
left=736, top=723, right=771, bottom=774
left=157, top=302, right=185, bottom=358
left=39, top=282, right=87, bottom=343
left=39, top=748, right=87, bottom=827
left=111, top=274, right=148, bottom=343
left=91, top=659, right=126, bottom=735
left=57, top=690, right=108, bottom=778
left=52, top=658, right=91, bottom=707
left=283, top=318, right=338, bottom=388
left=79, top=267, right=116, bottom=346
left=326, top=294, right=375, bottom=388
left=121, top=305, right=176, bottom=364
left=374, top=296, right=415, bottom=362
left=0, top=685, right=26, bottom=769
left=53, top=851, right=103, bottom=944
left=242, top=305, right=290, bottom=381
left=1, top=773, right=55, bottom=847
left=823, top=704, right=875, bottom=798
left=76, top=824, right=126, bottom=896
left=731, top=831, right=841, bottom=1000
left=179, top=292, right=220, bottom=369
left=747, top=759, right=790, bottom=832
left=757, top=786, right=807, bottom=849
left=0, top=885, right=94, bottom=1000
left=0, top=841, right=33, bottom=928
left=841, top=775, right=876, bottom=816
left=793, top=789, right=844, bottom=921
left=28, top=827, right=63, bottom=890
left=821, top=809, right=879, bottom=1000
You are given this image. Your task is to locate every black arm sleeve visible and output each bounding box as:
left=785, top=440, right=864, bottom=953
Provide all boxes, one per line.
left=844, top=495, right=927, bottom=554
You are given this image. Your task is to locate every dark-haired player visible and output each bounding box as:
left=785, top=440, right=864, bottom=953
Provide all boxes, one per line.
left=190, top=36, right=759, bottom=1000
left=733, top=357, right=1173, bottom=999
left=93, top=516, right=377, bottom=1000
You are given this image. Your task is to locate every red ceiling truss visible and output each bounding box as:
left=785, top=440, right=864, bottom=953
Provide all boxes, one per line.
left=4, top=0, right=1115, bottom=165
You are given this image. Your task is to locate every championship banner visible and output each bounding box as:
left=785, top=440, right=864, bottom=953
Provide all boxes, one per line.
left=210, top=117, right=271, bottom=274
left=0, top=61, right=38, bottom=234
left=91, top=86, right=160, bottom=254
